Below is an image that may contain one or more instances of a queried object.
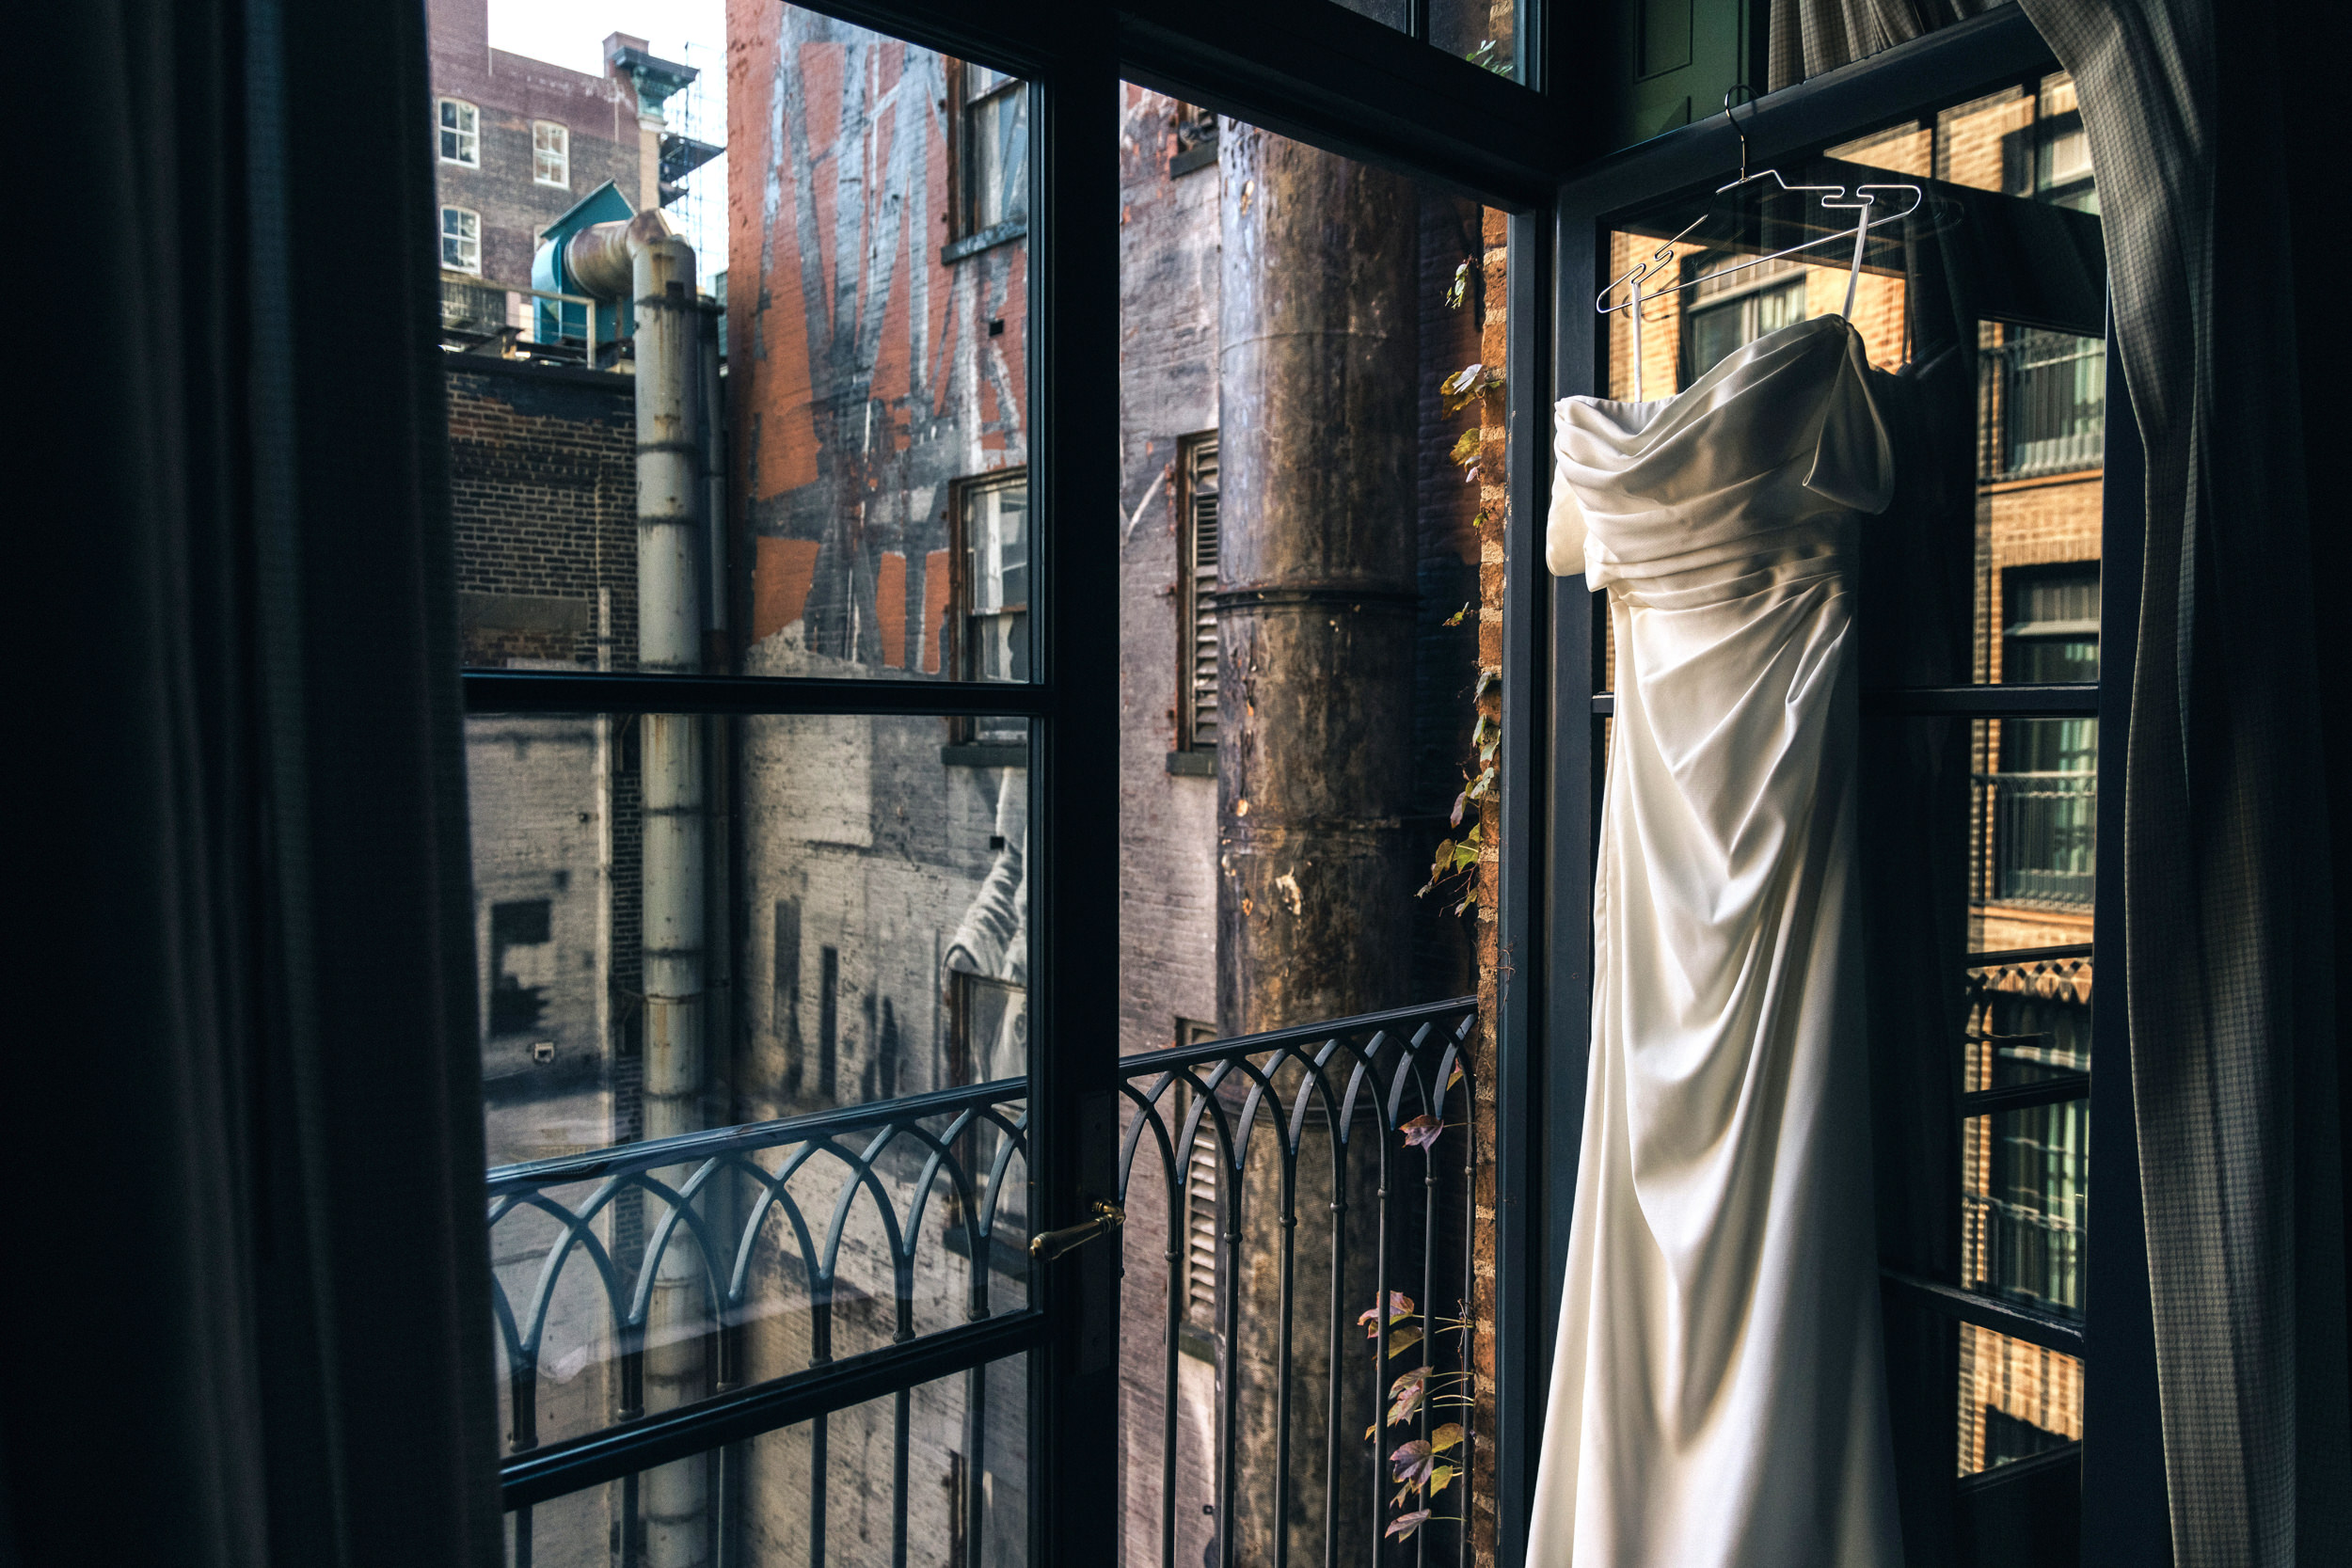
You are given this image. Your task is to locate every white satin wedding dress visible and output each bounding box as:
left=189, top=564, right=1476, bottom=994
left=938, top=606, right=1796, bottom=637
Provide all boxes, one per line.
left=1528, top=314, right=1903, bottom=1567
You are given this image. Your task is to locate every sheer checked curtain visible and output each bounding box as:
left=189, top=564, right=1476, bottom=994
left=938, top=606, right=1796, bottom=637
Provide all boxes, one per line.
left=1773, top=0, right=2352, bottom=1561
left=10, top=0, right=502, bottom=1563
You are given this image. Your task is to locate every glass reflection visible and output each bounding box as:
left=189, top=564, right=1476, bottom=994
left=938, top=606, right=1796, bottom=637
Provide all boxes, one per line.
left=1957, top=1326, right=2083, bottom=1476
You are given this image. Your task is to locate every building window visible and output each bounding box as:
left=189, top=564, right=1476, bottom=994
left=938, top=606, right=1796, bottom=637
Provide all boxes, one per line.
left=2026, top=73, right=2097, bottom=214
left=486, top=899, right=552, bottom=1036
left=437, top=98, right=479, bottom=166
left=953, top=469, right=1028, bottom=744
left=1169, top=102, right=1218, bottom=177
left=1680, top=251, right=1805, bottom=387
left=949, top=970, right=1027, bottom=1088
left=1986, top=565, right=2100, bottom=910
left=532, top=121, right=568, bottom=188
left=957, top=62, right=1028, bottom=239
left=440, top=206, right=481, bottom=275
left=1177, top=434, right=1220, bottom=753
left=1980, top=325, right=2106, bottom=481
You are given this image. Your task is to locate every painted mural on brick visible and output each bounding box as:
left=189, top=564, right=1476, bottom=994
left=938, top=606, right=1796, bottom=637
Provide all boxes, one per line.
left=730, top=5, right=1028, bottom=678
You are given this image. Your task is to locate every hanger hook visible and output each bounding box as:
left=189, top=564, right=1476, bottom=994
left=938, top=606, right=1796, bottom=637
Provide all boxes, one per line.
left=1723, top=85, right=1756, bottom=182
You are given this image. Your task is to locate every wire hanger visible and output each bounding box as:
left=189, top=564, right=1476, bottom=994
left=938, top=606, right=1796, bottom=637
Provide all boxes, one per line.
left=1598, top=87, right=1924, bottom=401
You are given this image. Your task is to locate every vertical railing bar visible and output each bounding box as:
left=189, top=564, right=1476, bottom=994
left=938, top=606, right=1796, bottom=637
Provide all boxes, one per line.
left=811, top=1291, right=832, bottom=1568
left=1160, top=1100, right=1184, bottom=1568
left=893, top=1386, right=912, bottom=1568
left=514, top=1504, right=532, bottom=1568
left=1272, top=1062, right=1300, bottom=1568
left=1217, top=1103, right=1245, bottom=1568
left=1415, top=1046, right=1439, bottom=1568
left=963, top=1361, right=985, bottom=1568
left=1321, top=1060, right=1349, bottom=1568
left=1457, top=1049, right=1476, bottom=1568
left=620, top=1472, right=640, bottom=1568
left=1369, top=1031, right=1394, bottom=1565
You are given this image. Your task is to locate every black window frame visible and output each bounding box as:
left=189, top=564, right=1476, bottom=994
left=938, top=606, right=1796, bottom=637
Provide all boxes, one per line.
left=457, top=6, right=1556, bottom=1561
left=1531, top=11, right=2163, bottom=1567
left=437, top=1, right=2169, bottom=1563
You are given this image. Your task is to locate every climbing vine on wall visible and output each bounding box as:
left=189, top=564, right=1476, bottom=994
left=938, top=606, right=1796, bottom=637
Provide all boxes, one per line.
left=1421, top=248, right=1505, bottom=924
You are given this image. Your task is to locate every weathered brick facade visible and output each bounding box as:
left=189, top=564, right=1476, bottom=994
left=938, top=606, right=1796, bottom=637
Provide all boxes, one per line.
left=428, top=0, right=645, bottom=292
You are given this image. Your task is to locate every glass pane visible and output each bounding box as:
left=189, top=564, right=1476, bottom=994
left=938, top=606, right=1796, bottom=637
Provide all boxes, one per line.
left=1434, top=0, right=1520, bottom=80
left=1598, top=72, right=2108, bottom=707
left=505, top=1354, right=1029, bottom=1566
left=1112, top=79, right=1502, bottom=1565
left=437, top=4, right=1031, bottom=682
left=470, top=710, right=1032, bottom=1452
left=1957, top=1325, right=2082, bottom=1476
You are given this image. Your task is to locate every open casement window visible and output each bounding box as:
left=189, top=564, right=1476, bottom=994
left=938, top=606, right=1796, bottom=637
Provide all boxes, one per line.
left=438, top=97, right=478, bottom=166
left=1548, top=23, right=2162, bottom=1565
left=420, top=0, right=1544, bottom=1561
left=1175, top=434, right=1219, bottom=755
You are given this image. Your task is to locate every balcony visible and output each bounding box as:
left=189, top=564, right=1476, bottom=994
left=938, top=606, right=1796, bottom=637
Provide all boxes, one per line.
left=439, top=273, right=612, bottom=369
left=1979, top=330, right=2106, bottom=482
left=486, top=997, right=1478, bottom=1568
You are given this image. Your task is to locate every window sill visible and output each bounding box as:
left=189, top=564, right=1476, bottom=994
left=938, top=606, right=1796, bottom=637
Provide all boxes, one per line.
left=1166, top=750, right=1216, bottom=777
left=942, top=219, right=1027, bottom=264
left=1169, top=142, right=1217, bottom=178
left=943, top=743, right=1028, bottom=768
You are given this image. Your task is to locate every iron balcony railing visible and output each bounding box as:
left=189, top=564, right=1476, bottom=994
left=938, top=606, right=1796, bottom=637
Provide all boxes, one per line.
left=1976, top=770, right=2097, bottom=910
left=483, top=994, right=1477, bottom=1568
left=1119, top=997, right=1478, bottom=1568
left=486, top=1076, right=1031, bottom=1566
left=1978, top=331, right=2106, bottom=481
left=439, top=273, right=610, bottom=369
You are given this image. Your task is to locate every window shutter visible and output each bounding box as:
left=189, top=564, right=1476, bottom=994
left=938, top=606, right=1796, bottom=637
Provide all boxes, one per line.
left=1184, top=436, right=1220, bottom=750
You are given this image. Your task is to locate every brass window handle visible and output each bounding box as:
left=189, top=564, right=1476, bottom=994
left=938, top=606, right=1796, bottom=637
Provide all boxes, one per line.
left=1029, top=1200, right=1125, bottom=1260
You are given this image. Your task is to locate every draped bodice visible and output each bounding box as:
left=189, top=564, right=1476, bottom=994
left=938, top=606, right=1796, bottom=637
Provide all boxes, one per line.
left=1547, top=314, right=1895, bottom=601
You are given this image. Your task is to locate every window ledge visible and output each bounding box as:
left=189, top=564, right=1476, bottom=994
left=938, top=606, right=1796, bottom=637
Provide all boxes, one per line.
left=943, top=743, right=1027, bottom=768
left=1166, top=750, right=1215, bottom=777
left=942, top=219, right=1027, bottom=264
left=1169, top=142, right=1218, bottom=178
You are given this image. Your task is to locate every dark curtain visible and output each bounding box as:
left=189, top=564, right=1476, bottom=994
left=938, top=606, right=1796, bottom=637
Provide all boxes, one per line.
left=8, top=0, right=501, bottom=1562
left=2003, top=0, right=2352, bottom=1562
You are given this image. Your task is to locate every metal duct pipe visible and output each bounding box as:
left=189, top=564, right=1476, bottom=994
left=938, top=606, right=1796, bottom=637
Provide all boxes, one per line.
left=572, top=208, right=710, bottom=1568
